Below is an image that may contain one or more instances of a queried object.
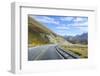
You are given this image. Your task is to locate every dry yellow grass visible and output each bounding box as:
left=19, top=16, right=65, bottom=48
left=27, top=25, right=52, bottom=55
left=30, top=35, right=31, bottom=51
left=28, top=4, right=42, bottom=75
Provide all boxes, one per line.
left=60, top=44, right=88, bottom=58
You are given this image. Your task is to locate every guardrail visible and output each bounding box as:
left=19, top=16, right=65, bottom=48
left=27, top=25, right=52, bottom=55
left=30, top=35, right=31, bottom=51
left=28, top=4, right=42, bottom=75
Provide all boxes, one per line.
left=55, top=46, right=80, bottom=59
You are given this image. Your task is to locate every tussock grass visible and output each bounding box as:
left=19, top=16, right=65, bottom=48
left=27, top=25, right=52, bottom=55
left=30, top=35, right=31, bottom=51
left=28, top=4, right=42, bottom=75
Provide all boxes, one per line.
left=60, top=44, right=88, bottom=58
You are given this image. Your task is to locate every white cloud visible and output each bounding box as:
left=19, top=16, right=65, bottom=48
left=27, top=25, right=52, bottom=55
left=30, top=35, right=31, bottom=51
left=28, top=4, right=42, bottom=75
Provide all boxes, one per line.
left=76, top=27, right=88, bottom=32
left=66, top=21, right=88, bottom=27
left=60, top=17, right=88, bottom=27
left=74, top=17, right=83, bottom=22
left=73, top=17, right=88, bottom=23
left=56, top=30, right=67, bottom=36
left=31, top=16, right=60, bottom=25
left=56, top=26, right=69, bottom=30
left=60, top=17, right=74, bottom=21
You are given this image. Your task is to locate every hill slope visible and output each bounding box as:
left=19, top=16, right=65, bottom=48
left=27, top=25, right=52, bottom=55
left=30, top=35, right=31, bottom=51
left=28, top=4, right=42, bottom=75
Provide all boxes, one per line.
left=28, top=16, right=71, bottom=47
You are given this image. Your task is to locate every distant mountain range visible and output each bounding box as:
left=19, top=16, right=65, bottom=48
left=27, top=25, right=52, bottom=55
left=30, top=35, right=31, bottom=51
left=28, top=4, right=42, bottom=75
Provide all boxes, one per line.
left=64, top=33, right=88, bottom=44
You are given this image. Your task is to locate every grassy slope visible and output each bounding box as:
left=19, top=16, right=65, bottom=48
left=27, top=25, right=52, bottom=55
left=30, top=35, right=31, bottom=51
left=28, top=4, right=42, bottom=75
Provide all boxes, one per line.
left=60, top=44, right=88, bottom=58
left=28, top=16, right=56, bottom=34
left=28, top=16, right=58, bottom=47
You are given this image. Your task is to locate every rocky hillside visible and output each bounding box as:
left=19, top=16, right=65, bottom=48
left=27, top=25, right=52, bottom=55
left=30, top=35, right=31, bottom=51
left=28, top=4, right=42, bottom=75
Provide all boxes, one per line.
left=28, top=16, right=70, bottom=47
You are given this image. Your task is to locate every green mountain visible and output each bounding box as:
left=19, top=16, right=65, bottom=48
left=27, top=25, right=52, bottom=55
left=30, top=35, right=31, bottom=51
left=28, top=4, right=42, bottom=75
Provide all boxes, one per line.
left=28, top=16, right=70, bottom=47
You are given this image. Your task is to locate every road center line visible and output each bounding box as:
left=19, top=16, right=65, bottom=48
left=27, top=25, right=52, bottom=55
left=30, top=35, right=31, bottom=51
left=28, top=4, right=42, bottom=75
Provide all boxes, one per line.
left=34, top=46, right=49, bottom=60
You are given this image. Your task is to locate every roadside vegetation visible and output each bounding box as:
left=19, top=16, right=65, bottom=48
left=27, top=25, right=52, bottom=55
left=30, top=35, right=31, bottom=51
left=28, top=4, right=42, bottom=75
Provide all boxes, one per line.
left=60, top=44, right=88, bottom=58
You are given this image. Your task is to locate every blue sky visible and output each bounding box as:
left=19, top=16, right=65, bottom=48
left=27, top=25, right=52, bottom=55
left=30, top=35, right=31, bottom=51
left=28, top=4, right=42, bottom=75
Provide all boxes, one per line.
left=29, top=15, right=88, bottom=36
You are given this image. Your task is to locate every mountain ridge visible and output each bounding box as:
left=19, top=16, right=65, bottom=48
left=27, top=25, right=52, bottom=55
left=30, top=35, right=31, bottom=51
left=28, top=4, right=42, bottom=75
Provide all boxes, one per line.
left=64, top=33, right=88, bottom=44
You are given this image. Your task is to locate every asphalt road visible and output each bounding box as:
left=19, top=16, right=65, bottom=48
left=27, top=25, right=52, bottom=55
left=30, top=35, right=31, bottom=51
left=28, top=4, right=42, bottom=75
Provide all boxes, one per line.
left=28, top=44, right=62, bottom=60
left=28, top=44, right=77, bottom=61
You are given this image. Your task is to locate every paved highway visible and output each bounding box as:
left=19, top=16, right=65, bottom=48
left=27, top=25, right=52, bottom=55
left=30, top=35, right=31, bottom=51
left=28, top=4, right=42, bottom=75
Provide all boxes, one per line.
left=28, top=44, right=78, bottom=61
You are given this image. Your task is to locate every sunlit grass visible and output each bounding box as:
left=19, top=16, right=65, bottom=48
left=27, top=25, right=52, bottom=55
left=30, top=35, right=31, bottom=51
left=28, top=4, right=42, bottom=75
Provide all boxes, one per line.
left=60, top=44, right=88, bottom=58
left=28, top=31, right=51, bottom=47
